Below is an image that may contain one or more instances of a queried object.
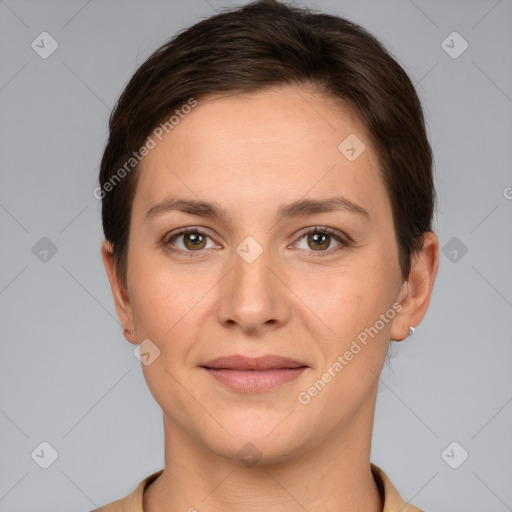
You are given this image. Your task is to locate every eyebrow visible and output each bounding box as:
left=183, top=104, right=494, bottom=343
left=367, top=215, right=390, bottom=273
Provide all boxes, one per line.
left=144, top=196, right=370, bottom=223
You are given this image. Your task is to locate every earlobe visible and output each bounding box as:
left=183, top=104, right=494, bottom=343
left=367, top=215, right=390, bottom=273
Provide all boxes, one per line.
left=390, top=232, right=439, bottom=342
left=100, top=240, right=136, bottom=344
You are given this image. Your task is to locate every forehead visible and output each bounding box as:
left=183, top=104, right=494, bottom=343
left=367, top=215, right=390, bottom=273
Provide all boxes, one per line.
left=132, top=86, right=389, bottom=224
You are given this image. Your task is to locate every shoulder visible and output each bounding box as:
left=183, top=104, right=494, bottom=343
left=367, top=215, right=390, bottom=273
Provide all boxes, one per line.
left=88, top=469, right=163, bottom=512
left=89, top=497, right=124, bottom=512
left=371, top=463, right=425, bottom=512
left=91, top=499, right=125, bottom=512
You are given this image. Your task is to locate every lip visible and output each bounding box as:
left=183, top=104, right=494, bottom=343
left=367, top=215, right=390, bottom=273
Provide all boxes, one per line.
left=200, top=355, right=308, bottom=393
left=201, top=354, right=306, bottom=370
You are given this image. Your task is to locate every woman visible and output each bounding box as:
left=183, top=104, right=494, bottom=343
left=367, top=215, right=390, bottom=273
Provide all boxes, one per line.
left=94, top=0, right=439, bottom=510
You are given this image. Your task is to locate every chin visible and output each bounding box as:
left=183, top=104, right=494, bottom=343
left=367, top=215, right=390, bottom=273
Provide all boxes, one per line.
left=197, top=413, right=309, bottom=466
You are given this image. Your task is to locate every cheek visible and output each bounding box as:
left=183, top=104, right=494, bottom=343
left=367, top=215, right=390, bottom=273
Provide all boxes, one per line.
left=301, top=267, right=393, bottom=402
left=297, top=262, right=397, bottom=389
left=128, top=252, right=216, bottom=343
left=294, top=258, right=391, bottom=330
left=128, top=254, right=177, bottom=336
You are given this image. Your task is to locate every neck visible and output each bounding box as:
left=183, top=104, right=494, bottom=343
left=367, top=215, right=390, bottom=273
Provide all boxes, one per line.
left=144, top=399, right=383, bottom=512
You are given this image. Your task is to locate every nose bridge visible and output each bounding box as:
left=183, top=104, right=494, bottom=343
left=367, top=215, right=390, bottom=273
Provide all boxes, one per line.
left=216, top=233, right=287, bottom=331
left=236, top=234, right=273, bottom=287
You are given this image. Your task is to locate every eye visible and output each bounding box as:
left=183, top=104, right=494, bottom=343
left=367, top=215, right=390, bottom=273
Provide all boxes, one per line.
left=163, top=227, right=218, bottom=257
left=163, top=225, right=352, bottom=258
left=291, top=226, right=351, bottom=256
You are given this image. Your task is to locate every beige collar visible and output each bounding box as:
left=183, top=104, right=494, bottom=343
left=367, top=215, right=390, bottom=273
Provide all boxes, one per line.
left=94, top=462, right=423, bottom=512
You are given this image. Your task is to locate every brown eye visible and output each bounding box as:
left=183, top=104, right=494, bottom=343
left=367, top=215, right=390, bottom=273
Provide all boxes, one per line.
left=165, top=228, right=216, bottom=255
left=307, top=232, right=331, bottom=251
left=182, top=231, right=206, bottom=250
left=292, top=227, right=350, bottom=255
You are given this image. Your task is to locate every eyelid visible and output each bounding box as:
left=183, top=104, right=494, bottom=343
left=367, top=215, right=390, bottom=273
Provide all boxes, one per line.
left=163, top=226, right=221, bottom=256
left=163, top=226, right=217, bottom=244
left=288, top=226, right=352, bottom=258
left=291, top=225, right=353, bottom=246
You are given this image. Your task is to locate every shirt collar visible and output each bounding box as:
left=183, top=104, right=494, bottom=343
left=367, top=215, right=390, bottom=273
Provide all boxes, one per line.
left=371, top=463, right=423, bottom=512
left=113, top=463, right=422, bottom=512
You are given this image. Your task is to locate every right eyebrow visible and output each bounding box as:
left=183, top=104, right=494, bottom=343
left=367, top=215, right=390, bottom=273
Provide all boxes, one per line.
left=145, top=198, right=229, bottom=222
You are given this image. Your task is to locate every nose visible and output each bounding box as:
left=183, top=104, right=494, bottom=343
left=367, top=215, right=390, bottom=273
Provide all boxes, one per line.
left=215, top=236, right=291, bottom=335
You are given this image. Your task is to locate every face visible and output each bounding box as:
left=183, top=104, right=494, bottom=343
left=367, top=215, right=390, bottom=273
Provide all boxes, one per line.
left=104, top=86, right=431, bottom=464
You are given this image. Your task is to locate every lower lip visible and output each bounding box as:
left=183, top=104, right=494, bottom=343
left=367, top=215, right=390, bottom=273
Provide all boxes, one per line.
left=202, top=367, right=307, bottom=393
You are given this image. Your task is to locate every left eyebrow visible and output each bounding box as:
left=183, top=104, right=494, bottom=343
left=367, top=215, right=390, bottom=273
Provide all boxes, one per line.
left=275, top=196, right=370, bottom=221
left=144, top=195, right=371, bottom=223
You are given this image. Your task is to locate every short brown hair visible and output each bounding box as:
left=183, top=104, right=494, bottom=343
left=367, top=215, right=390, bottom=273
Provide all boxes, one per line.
left=99, top=0, right=436, bottom=286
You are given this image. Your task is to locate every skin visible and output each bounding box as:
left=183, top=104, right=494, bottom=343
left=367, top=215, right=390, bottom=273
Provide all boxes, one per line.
left=102, top=85, right=439, bottom=512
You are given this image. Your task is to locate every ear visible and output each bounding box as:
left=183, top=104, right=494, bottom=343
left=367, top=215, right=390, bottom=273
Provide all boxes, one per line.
left=101, top=240, right=137, bottom=345
left=390, top=231, right=439, bottom=342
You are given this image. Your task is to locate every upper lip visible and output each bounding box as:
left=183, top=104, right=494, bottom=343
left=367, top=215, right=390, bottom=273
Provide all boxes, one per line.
left=201, top=355, right=307, bottom=370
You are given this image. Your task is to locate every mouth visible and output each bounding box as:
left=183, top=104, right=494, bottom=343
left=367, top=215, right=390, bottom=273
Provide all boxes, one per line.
left=200, top=355, right=308, bottom=393
left=201, top=354, right=307, bottom=370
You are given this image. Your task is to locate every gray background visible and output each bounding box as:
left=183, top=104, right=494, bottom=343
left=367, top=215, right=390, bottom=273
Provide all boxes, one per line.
left=1, top=0, right=511, bottom=510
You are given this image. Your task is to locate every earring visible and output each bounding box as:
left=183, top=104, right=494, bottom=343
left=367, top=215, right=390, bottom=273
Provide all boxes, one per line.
left=124, top=328, right=134, bottom=335
left=407, top=326, right=415, bottom=337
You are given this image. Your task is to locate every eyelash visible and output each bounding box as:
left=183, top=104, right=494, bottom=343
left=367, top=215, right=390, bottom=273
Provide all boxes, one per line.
left=163, top=226, right=352, bottom=259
